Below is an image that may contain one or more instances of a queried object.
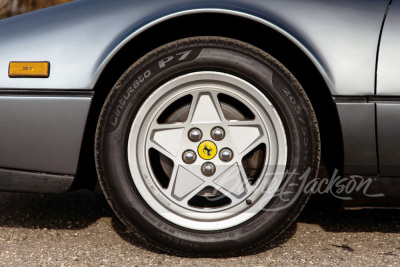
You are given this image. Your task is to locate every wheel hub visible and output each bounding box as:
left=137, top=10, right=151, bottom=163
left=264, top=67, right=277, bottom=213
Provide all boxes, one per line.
left=197, top=140, right=217, bottom=160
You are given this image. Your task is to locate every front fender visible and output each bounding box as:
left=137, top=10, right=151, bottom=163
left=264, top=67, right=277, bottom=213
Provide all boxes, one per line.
left=0, top=0, right=389, bottom=95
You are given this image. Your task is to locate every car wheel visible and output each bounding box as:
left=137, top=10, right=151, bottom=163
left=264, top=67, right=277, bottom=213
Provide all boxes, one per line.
left=95, top=36, right=320, bottom=256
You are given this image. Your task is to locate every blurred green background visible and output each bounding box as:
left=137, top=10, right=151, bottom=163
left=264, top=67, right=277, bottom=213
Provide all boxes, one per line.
left=0, top=0, right=74, bottom=19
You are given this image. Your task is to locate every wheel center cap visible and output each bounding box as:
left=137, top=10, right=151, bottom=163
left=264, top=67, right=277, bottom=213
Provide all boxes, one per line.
left=198, top=141, right=217, bottom=160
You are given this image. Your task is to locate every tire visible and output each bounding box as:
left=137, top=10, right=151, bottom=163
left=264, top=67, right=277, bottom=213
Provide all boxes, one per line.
left=95, top=37, right=320, bottom=256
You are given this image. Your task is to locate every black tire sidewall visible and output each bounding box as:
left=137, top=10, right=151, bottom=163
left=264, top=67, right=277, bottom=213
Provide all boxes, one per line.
left=96, top=37, right=319, bottom=255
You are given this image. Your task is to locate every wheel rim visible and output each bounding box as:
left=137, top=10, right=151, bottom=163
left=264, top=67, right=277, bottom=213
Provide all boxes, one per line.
left=128, top=71, right=287, bottom=231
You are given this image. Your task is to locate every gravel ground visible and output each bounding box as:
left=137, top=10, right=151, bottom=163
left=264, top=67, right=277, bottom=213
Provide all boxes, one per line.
left=0, top=190, right=398, bottom=266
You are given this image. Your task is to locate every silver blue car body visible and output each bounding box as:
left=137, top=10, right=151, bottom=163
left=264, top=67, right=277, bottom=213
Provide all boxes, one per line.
left=0, top=0, right=399, bottom=193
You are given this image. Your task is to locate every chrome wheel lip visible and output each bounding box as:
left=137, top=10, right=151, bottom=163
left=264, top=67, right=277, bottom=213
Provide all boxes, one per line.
left=127, top=71, right=287, bottom=231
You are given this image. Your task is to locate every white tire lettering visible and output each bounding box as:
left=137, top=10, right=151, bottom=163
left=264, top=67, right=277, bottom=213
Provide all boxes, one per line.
left=158, top=56, right=174, bottom=68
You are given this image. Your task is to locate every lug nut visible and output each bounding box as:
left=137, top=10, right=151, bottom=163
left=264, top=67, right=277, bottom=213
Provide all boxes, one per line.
left=211, top=127, right=225, bottom=141
left=220, top=148, right=233, bottom=162
left=201, top=162, right=216, bottom=176
left=188, top=128, right=202, bottom=142
left=182, top=150, right=196, bottom=164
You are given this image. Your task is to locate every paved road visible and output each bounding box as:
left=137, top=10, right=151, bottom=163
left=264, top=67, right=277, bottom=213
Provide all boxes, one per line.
left=0, top=190, right=399, bottom=266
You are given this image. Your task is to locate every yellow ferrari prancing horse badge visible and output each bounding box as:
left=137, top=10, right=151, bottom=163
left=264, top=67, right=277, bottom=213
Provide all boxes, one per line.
left=198, top=141, right=217, bottom=160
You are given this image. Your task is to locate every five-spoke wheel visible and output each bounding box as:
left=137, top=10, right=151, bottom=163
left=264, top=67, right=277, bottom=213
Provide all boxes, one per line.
left=96, top=37, right=320, bottom=256
left=128, top=72, right=287, bottom=230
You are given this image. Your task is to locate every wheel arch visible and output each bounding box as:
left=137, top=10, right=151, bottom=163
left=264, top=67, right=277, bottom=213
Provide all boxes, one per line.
left=74, top=11, right=343, bottom=189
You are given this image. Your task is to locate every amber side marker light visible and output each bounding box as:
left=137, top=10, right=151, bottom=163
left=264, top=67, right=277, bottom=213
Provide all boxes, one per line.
left=9, top=62, right=50, bottom=78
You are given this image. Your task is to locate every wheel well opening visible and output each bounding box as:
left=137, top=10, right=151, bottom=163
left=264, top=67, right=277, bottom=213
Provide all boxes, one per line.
left=74, top=13, right=343, bottom=189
